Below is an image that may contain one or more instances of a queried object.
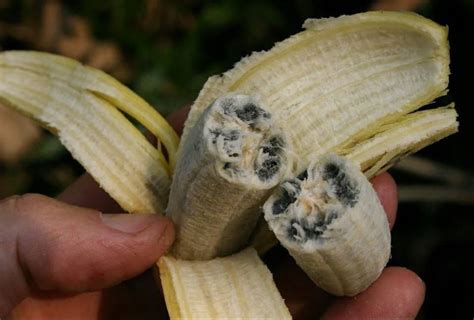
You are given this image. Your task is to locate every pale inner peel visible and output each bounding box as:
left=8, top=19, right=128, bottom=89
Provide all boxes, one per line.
left=180, top=12, right=450, bottom=176
left=0, top=55, right=171, bottom=213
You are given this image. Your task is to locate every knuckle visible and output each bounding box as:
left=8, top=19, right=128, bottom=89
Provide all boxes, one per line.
left=0, top=195, right=20, bottom=213
left=12, top=193, right=51, bottom=216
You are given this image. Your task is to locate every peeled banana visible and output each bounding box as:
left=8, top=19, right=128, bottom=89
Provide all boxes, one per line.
left=263, top=154, right=390, bottom=296
left=168, top=93, right=293, bottom=259
left=0, top=10, right=460, bottom=319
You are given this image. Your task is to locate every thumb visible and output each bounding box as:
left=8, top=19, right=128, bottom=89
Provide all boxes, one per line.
left=0, top=194, right=174, bottom=317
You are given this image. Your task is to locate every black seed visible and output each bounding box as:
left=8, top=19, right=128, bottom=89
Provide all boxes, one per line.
left=262, top=136, right=284, bottom=156
left=284, top=180, right=301, bottom=196
left=286, top=218, right=329, bottom=243
left=291, top=225, right=299, bottom=237
left=209, top=129, right=222, bottom=144
left=223, top=130, right=240, bottom=141
left=297, top=170, right=308, bottom=181
left=235, top=103, right=260, bottom=122
left=262, top=146, right=280, bottom=157
left=304, top=221, right=325, bottom=240
left=257, top=159, right=280, bottom=180
left=325, top=210, right=340, bottom=224
left=315, top=220, right=325, bottom=228
left=323, top=161, right=360, bottom=207
left=221, top=99, right=236, bottom=116
left=272, top=189, right=296, bottom=215
left=264, top=159, right=279, bottom=170
left=323, top=162, right=340, bottom=180
left=287, top=220, right=304, bottom=241
left=306, top=228, right=324, bottom=239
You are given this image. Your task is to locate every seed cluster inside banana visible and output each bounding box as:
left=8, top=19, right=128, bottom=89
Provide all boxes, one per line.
left=264, top=154, right=390, bottom=296
left=168, top=93, right=293, bottom=259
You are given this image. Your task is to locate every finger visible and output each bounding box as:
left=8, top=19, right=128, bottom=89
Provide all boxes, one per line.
left=322, top=267, right=425, bottom=320
left=10, top=270, right=167, bottom=320
left=370, top=172, right=398, bottom=229
left=57, top=174, right=123, bottom=212
left=264, top=246, right=333, bottom=320
left=166, top=106, right=190, bottom=136
left=0, top=194, right=174, bottom=317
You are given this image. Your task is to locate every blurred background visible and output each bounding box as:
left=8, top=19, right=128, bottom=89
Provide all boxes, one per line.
left=1, top=0, right=473, bottom=318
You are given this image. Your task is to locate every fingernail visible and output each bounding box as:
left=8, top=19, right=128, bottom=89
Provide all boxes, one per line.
left=101, top=213, right=159, bottom=234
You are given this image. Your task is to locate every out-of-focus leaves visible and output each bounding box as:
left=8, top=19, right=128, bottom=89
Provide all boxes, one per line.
left=22, top=135, right=67, bottom=164
left=0, top=104, right=41, bottom=162
left=370, top=0, right=426, bottom=10
left=0, top=1, right=131, bottom=81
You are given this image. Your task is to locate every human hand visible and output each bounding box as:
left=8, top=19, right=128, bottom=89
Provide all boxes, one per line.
left=1, top=106, right=425, bottom=319
left=1, top=176, right=175, bottom=319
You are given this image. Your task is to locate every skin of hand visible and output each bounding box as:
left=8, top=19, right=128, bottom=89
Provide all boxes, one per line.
left=0, top=107, right=425, bottom=319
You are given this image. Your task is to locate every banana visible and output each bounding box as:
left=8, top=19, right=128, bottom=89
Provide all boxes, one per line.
left=162, top=11, right=458, bottom=307
left=167, top=93, right=293, bottom=259
left=159, top=248, right=291, bottom=319
left=263, top=154, right=390, bottom=296
left=0, top=10, right=460, bottom=319
left=0, top=51, right=178, bottom=213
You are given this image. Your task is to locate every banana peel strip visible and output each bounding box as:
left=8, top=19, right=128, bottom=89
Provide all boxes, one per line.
left=0, top=51, right=179, bottom=171
left=345, top=105, right=459, bottom=178
left=159, top=248, right=291, bottom=319
left=181, top=11, right=452, bottom=175
left=0, top=51, right=177, bottom=213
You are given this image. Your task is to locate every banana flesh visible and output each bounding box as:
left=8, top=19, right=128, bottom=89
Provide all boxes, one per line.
left=168, top=94, right=293, bottom=259
left=263, top=154, right=390, bottom=296
left=0, top=51, right=177, bottom=213
left=159, top=248, right=291, bottom=319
